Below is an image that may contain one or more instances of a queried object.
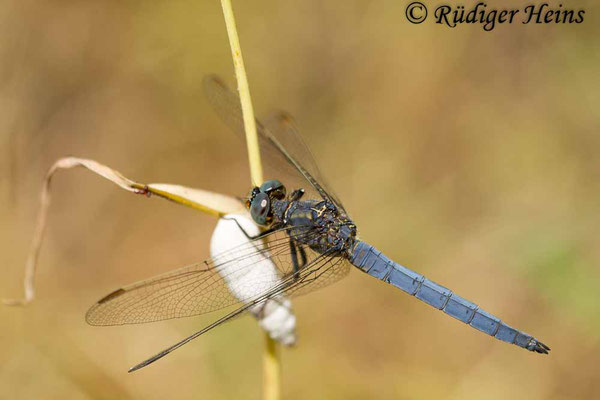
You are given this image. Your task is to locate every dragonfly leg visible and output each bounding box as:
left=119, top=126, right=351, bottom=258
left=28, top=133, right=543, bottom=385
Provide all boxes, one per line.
left=299, top=245, right=307, bottom=268
left=223, top=217, right=283, bottom=240
left=290, top=188, right=305, bottom=201
left=289, top=239, right=301, bottom=281
left=289, top=239, right=307, bottom=281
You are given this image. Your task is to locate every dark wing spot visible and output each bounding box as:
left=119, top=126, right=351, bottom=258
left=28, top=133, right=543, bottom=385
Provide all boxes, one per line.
left=97, top=288, right=126, bottom=304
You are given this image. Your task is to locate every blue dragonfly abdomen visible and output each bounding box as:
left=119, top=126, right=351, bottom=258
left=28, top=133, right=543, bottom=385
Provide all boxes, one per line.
left=350, top=241, right=550, bottom=354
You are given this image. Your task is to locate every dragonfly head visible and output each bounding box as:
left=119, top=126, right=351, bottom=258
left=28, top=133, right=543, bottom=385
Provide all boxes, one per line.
left=246, top=179, right=287, bottom=226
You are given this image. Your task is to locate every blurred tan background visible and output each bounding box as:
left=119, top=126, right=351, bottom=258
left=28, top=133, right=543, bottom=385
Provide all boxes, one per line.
left=1, top=0, right=598, bottom=399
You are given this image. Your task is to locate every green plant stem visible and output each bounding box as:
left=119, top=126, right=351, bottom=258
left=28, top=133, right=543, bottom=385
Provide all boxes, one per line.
left=220, top=0, right=264, bottom=188
left=219, top=1, right=280, bottom=400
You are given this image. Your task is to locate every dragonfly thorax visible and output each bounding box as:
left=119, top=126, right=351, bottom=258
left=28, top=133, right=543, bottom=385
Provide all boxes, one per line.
left=248, top=180, right=357, bottom=256
left=276, top=198, right=357, bottom=257
left=309, top=201, right=357, bottom=254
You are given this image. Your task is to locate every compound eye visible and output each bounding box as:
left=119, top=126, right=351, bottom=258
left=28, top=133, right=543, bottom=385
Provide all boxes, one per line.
left=260, top=179, right=286, bottom=200
left=250, top=192, right=271, bottom=225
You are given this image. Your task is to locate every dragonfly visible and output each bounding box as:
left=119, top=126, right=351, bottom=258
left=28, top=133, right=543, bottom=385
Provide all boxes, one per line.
left=86, top=75, right=550, bottom=372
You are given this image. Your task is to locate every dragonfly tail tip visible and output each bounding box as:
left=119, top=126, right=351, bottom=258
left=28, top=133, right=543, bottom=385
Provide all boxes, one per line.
left=531, top=339, right=551, bottom=354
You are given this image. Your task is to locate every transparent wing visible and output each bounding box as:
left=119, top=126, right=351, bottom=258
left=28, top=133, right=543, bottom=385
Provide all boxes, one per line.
left=128, top=251, right=351, bottom=372
left=262, top=111, right=347, bottom=214
left=203, top=75, right=347, bottom=214
left=85, top=227, right=351, bottom=326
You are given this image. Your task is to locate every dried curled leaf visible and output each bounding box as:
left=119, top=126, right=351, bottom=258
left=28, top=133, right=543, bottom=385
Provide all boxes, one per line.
left=2, top=157, right=245, bottom=306
left=141, top=183, right=245, bottom=216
